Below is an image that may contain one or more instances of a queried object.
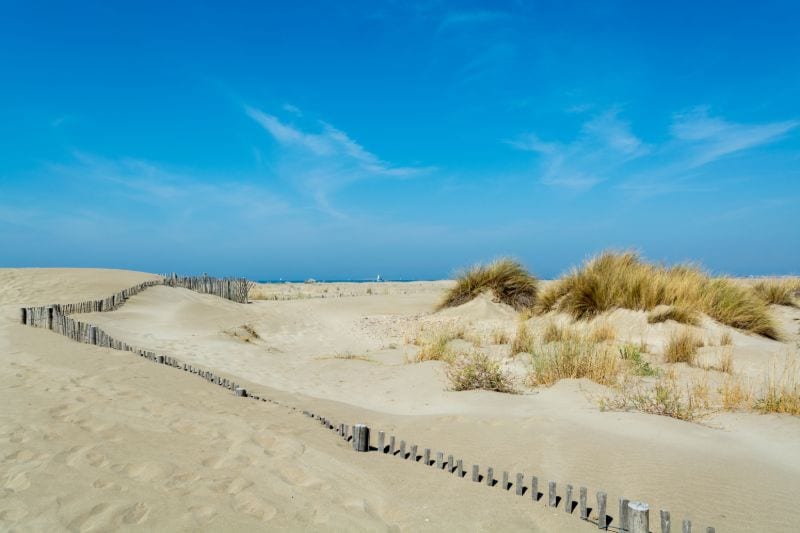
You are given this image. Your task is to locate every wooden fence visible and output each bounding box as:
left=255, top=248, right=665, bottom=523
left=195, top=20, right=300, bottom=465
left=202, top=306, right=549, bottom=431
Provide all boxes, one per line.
left=18, top=279, right=717, bottom=533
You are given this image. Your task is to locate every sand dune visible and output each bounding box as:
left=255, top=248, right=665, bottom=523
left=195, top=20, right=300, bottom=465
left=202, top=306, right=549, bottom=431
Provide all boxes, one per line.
left=2, top=268, right=800, bottom=531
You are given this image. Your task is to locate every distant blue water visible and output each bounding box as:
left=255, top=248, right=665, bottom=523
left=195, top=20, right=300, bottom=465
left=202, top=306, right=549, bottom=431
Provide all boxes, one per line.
left=256, top=279, right=431, bottom=284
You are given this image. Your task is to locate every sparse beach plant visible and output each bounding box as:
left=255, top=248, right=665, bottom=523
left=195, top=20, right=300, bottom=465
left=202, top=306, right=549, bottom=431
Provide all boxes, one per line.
left=542, top=321, right=579, bottom=344
left=602, top=371, right=699, bottom=421
left=754, top=363, right=800, bottom=416
left=491, top=328, right=511, bottom=345
left=439, top=258, right=538, bottom=311
left=719, top=331, right=734, bottom=346
left=619, top=343, right=658, bottom=376
left=445, top=351, right=516, bottom=393
left=719, top=375, right=753, bottom=411
left=589, top=321, right=616, bottom=343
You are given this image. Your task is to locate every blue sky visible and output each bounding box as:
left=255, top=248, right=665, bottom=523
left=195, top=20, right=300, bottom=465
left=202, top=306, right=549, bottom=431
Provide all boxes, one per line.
left=1, top=1, right=798, bottom=279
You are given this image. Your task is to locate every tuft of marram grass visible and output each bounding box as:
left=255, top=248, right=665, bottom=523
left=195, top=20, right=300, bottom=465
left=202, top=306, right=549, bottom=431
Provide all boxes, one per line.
left=754, top=364, right=800, bottom=416
left=537, top=250, right=781, bottom=339
left=439, top=258, right=538, bottom=311
left=527, top=335, right=619, bottom=386
left=510, top=321, right=535, bottom=355
left=445, top=351, right=516, bottom=393
left=752, top=279, right=800, bottom=307
left=663, top=328, right=703, bottom=365
left=647, top=305, right=700, bottom=326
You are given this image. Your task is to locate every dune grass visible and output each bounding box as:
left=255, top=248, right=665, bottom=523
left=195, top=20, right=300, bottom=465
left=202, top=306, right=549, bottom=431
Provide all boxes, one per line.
left=445, top=351, right=516, bottom=393
left=647, top=305, right=700, bottom=326
left=755, top=364, right=800, bottom=415
left=663, top=329, right=703, bottom=365
left=439, top=258, right=538, bottom=311
left=510, top=321, right=536, bottom=355
left=537, top=251, right=780, bottom=339
left=527, top=334, right=620, bottom=386
left=752, top=279, right=800, bottom=307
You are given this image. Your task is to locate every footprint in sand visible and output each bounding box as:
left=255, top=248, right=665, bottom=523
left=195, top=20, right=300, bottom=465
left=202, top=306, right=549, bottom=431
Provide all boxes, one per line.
left=120, top=502, right=150, bottom=525
left=232, top=491, right=277, bottom=522
left=4, top=471, right=31, bottom=492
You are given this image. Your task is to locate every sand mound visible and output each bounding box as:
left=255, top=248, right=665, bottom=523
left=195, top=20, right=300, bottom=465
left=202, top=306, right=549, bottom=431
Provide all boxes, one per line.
left=436, top=291, right=518, bottom=322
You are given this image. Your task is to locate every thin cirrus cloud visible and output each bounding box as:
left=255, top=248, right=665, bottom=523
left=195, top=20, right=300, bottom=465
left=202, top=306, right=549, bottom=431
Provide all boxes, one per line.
left=245, top=105, right=432, bottom=215
left=511, top=108, right=797, bottom=195
left=509, top=110, right=648, bottom=190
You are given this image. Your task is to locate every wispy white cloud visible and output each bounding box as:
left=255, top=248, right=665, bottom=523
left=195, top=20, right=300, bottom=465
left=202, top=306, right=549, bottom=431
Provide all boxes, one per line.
left=246, top=105, right=431, bottom=215
left=511, top=107, right=797, bottom=194
left=510, top=110, right=647, bottom=190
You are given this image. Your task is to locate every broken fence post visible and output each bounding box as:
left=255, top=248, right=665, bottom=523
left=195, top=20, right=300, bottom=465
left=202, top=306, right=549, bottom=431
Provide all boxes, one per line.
left=661, top=510, right=670, bottom=533
left=628, top=501, right=649, bottom=533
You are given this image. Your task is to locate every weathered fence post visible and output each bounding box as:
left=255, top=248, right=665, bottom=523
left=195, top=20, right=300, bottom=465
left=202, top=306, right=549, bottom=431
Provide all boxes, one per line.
left=234, top=387, right=247, bottom=397
left=531, top=476, right=539, bottom=502
left=628, top=501, right=649, bottom=533
left=502, top=471, right=509, bottom=490
left=548, top=481, right=557, bottom=507
left=436, top=452, right=443, bottom=469
left=620, top=498, right=630, bottom=531
left=423, top=448, right=431, bottom=465
left=486, top=467, right=493, bottom=486
left=20, top=308, right=26, bottom=324
left=580, top=486, right=588, bottom=519
left=597, top=491, right=607, bottom=530
left=455, top=459, right=463, bottom=477
left=377, top=431, right=385, bottom=453
left=660, top=510, right=670, bottom=533
left=515, top=473, right=524, bottom=495
left=352, top=424, right=369, bottom=452
left=46, top=307, right=53, bottom=329
left=399, top=440, right=406, bottom=459
left=410, top=444, right=417, bottom=461
left=682, top=519, right=691, bottom=533
left=447, top=454, right=454, bottom=472
left=472, top=464, right=479, bottom=482
left=565, top=484, right=573, bottom=513
left=389, top=436, right=396, bottom=455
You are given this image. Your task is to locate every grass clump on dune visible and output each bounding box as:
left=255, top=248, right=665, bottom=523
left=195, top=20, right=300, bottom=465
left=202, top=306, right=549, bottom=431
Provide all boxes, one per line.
left=527, top=335, right=619, bottom=386
left=445, top=351, right=516, bottom=393
left=439, top=258, right=538, bottom=311
left=647, top=305, right=700, bottom=326
left=510, top=321, right=535, bottom=355
left=663, top=329, right=703, bottom=365
left=752, top=279, right=799, bottom=307
left=537, top=250, right=781, bottom=339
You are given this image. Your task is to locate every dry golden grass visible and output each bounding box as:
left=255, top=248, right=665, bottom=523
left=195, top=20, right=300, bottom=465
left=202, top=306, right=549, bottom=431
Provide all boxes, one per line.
left=411, top=326, right=465, bottom=362
left=718, top=349, right=734, bottom=374
left=537, top=251, right=780, bottom=339
left=491, top=328, right=511, bottom=345
left=542, top=321, right=579, bottom=344
left=663, top=328, right=703, bottom=365
left=589, top=321, right=616, bottom=343
left=445, top=351, right=516, bottom=393
left=752, top=279, right=800, bottom=307
left=719, top=331, right=733, bottom=346
left=755, top=364, right=800, bottom=415
left=439, top=258, right=538, bottom=311
left=527, top=335, right=619, bottom=386
left=510, top=321, right=535, bottom=355
left=719, top=375, right=753, bottom=411
left=647, top=305, right=700, bottom=326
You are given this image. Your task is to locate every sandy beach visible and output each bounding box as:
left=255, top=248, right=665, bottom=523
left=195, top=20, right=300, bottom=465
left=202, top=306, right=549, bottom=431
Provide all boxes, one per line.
left=2, top=268, right=799, bottom=531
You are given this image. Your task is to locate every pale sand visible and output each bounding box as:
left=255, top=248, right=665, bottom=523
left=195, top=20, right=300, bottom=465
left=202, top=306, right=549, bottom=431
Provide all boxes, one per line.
left=2, top=269, right=800, bottom=531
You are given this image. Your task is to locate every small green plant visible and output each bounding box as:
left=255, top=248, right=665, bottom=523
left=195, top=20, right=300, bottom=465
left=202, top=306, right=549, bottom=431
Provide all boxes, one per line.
left=445, top=351, right=516, bottom=393
left=619, top=344, right=658, bottom=376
